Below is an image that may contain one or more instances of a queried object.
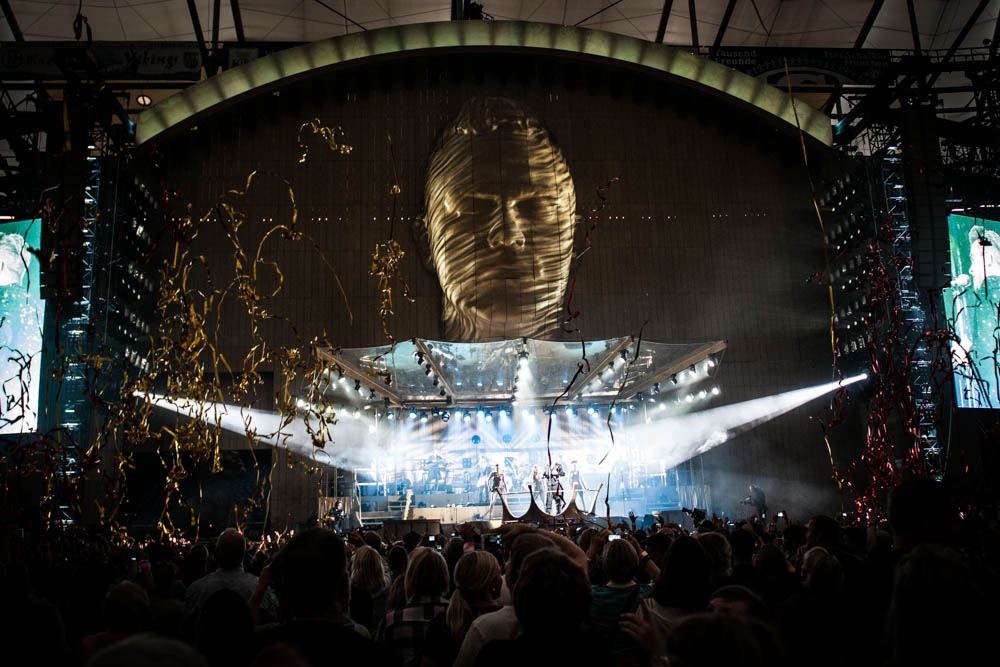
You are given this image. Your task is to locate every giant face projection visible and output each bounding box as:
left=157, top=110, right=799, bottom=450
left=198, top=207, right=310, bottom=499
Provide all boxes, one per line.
left=416, top=97, right=577, bottom=342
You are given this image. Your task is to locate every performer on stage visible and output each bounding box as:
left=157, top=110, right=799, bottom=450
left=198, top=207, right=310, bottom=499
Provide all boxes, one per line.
left=486, top=464, right=507, bottom=519
left=529, top=464, right=546, bottom=506
left=740, top=485, right=768, bottom=521
left=568, top=460, right=589, bottom=508
left=543, top=462, right=565, bottom=514
left=324, top=500, right=346, bottom=532
left=424, top=455, right=448, bottom=493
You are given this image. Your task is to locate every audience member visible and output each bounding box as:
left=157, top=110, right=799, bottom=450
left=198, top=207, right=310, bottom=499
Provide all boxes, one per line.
left=183, top=528, right=267, bottom=636
left=85, top=634, right=208, bottom=667
left=694, top=530, right=733, bottom=591
left=728, top=527, right=766, bottom=597
left=452, top=531, right=552, bottom=667
left=752, top=542, right=801, bottom=611
left=476, top=548, right=613, bottom=666
left=253, top=527, right=401, bottom=667
left=386, top=544, right=410, bottom=609
left=885, top=542, right=991, bottom=667
left=377, top=546, right=449, bottom=667
left=662, top=613, right=789, bottom=667
left=350, top=544, right=391, bottom=636
left=194, top=588, right=254, bottom=667
left=707, top=584, right=772, bottom=622
left=589, top=538, right=651, bottom=666
left=640, top=535, right=713, bottom=654
left=78, top=580, right=153, bottom=664
left=777, top=546, right=847, bottom=667
left=421, top=550, right=502, bottom=667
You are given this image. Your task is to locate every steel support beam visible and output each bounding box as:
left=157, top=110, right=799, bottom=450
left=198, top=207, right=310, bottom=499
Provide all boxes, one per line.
left=574, top=0, right=625, bottom=27
left=0, top=0, right=23, bottom=41
left=688, top=0, right=699, bottom=50
left=212, top=0, right=221, bottom=51
left=853, top=0, right=885, bottom=49
left=231, top=0, right=246, bottom=42
left=711, top=0, right=738, bottom=56
left=926, top=0, right=990, bottom=89
left=656, top=0, right=674, bottom=43
left=185, top=0, right=211, bottom=75
left=905, top=0, right=922, bottom=53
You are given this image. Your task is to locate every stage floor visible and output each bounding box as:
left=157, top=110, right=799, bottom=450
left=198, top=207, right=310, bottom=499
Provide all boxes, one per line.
left=339, top=484, right=710, bottom=528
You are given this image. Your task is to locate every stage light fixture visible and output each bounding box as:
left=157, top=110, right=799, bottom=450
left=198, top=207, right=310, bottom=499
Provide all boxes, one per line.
left=425, top=367, right=432, bottom=376
left=409, top=408, right=418, bottom=420
left=652, top=383, right=660, bottom=394
left=711, top=386, right=721, bottom=395
left=484, top=409, right=493, bottom=422
left=670, top=374, right=678, bottom=384
left=463, top=411, right=472, bottom=422
left=387, top=411, right=395, bottom=421
left=354, top=379, right=362, bottom=391
left=441, top=410, right=451, bottom=422
left=498, top=406, right=508, bottom=417
left=587, top=404, right=597, bottom=415
left=439, top=388, right=447, bottom=397
left=136, top=93, right=152, bottom=106
left=338, top=370, right=346, bottom=383
left=420, top=411, right=429, bottom=423
left=477, top=407, right=485, bottom=418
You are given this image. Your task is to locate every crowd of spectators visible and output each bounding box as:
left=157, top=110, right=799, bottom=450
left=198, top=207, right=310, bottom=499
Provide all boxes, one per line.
left=2, top=477, right=998, bottom=667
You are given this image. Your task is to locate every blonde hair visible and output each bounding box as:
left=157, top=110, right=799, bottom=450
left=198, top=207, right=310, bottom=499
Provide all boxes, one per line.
left=350, top=545, right=389, bottom=593
left=404, top=547, right=449, bottom=602
left=445, top=551, right=501, bottom=640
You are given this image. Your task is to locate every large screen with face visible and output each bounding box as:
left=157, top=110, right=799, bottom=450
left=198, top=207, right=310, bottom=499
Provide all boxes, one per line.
left=943, top=213, right=1000, bottom=409
left=0, top=219, right=43, bottom=434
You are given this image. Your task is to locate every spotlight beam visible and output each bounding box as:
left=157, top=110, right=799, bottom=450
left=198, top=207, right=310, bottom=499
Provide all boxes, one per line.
left=144, top=374, right=867, bottom=478
left=144, top=393, right=391, bottom=470
left=629, top=373, right=868, bottom=468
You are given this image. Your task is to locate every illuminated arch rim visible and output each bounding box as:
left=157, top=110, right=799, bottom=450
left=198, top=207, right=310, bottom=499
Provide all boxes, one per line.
left=136, top=21, right=831, bottom=146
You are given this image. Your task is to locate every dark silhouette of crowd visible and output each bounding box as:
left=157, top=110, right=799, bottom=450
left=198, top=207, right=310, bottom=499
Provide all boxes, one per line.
left=2, top=477, right=998, bottom=667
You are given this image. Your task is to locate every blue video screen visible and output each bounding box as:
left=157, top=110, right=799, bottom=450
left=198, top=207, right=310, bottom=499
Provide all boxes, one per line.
left=0, top=219, right=43, bottom=434
left=943, top=213, right=1000, bottom=409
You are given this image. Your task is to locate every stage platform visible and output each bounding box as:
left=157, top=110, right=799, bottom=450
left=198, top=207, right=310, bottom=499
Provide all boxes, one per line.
left=322, top=483, right=711, bottom=534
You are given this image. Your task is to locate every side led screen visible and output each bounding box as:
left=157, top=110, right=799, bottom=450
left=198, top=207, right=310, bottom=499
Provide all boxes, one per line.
left=0, top=219, right=43, bottom=434
left=943, top=213, right=1000, bottom=409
